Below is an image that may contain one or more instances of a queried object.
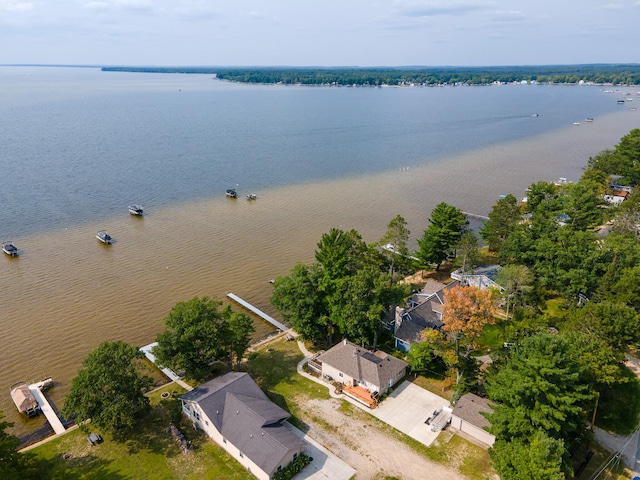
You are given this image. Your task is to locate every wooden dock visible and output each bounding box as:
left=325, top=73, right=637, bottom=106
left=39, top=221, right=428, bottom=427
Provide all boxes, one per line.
left=462, top=211, right=490, bottom=221
left=28, top=381, right=65, bottom=435
left=227, top=293, right=288, bottom=331
left=140, top=343, right=181, bottom=381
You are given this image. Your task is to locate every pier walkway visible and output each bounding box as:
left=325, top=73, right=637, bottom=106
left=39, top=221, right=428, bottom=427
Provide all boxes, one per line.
left=227, top=293, right=288, bottom=331
left=28, top=381, right=65, bottom=435
left=140, top=343, right=193, bottom=391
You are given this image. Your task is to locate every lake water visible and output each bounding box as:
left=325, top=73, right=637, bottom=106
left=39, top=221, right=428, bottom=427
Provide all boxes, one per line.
left=1, top=66, right=638, bottom=438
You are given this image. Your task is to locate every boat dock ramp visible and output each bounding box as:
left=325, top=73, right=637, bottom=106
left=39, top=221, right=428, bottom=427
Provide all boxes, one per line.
left=28, top=379, right=66, bottom=435
left=227, top=293, right=288, bottom=331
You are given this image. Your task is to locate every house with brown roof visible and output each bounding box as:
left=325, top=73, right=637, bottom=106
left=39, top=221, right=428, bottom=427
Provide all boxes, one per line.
left=450, top=393, right=495, bottom=447
left=315, top=339, right=407, bottom=404
left=180, top=372, right=306, bottom=480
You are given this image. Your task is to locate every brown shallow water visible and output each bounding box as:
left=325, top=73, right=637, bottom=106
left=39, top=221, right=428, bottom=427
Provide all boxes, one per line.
left=1, top=110, right=638, bottom=438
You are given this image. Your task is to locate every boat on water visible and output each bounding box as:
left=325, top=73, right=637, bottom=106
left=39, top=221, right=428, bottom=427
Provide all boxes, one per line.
left=128, top=204, right=143, bottom=216
left=573, top=121, right=581, bottom=126
left=630, top=107, right=637, bottom=111
left=618, top=100, right=626, bottom=104
left=226, top=188, right=237, bottom=198
left=10, top=381, right=39, bottom=417
left=96, top=230, right=113, bottom=244
left=585, top=117, right=594, bottom=122
left=2, top=241, right=18, bottom=256
left=246, top=193, right=257, bottom=200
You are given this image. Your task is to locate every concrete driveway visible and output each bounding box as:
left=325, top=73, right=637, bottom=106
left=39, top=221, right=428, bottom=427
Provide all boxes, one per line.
left=370, top=380, right=450, bottom=446
left=288, top=423, right=356, bottom=480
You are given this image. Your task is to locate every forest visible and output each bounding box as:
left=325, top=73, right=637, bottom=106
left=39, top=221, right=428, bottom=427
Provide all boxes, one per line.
left=101, top=64, right=640, bottom=86
left=270, top=128, right=640, bottom=479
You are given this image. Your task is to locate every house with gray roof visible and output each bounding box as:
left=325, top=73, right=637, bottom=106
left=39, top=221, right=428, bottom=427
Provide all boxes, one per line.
left=315, top=339, right=407, bottom=396
left=450, top=393, right=495, bottom=447
left=180, top=372, right=306, bottom=480
left=393, top=280, right=459, bottom=351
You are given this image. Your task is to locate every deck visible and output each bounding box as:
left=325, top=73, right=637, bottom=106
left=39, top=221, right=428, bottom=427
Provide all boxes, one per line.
left=28, top=381, right=65, bottom=435
left=227, top=293, right=288, bottom=331
left=342, top=385, right=378, bottom=409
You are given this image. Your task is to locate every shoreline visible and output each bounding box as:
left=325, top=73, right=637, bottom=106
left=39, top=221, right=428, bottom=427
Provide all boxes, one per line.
left=2, top=107, right=638, bottom=438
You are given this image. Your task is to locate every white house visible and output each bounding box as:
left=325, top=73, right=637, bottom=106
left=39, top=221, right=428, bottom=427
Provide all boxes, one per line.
left=180, top=372, right=306, bottom=480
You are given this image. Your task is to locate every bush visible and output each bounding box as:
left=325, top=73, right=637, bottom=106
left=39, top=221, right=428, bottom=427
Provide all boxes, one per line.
left=273, top=453, right=310, bottom=480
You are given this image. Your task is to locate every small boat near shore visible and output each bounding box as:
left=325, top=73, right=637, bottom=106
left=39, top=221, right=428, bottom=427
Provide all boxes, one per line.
left=128, top=205, right=144, bottom=216
left=10, top=381, right=39, bottom=417
left=226, top=188, right=237, bottom=198
left=246, top=193, right=257, bottom=200
left=2, top=241, right=18, bottom=256
left=96, top=230, right=113, bottom=244
left=585, top=117, right=594, bottom=122
left=573, top=121, right=581, bottom=126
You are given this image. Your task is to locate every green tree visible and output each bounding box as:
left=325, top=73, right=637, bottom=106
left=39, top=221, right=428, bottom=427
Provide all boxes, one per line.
left=480, top=194, right=521, bottom=253
left=222, top=305, right=255, bottom=369
left=490, top=432, right=566, bottom=480
left=407, top=330, right=442, bottom=374
left=417, top=202, right=468, bottom=270
left=271, top=263, right=328, bottom=344
left=154, top=296, right=251, bottom=380
left=565, top=179, right=605, bottom=230
left=379, top=214, right=411, bottom=280
left=454, top=231, right=480, bottom=273
left=494, top=264, right=533, bottom=320
left=0, top=411, right=43, bottom=479
left=62, top=341, right=152, bottom=431
left=486, top=332, right=594, bottom=466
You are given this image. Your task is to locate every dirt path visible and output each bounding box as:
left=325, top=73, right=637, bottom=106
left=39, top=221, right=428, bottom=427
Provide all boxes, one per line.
left=298, top=397, right=467, bottom=480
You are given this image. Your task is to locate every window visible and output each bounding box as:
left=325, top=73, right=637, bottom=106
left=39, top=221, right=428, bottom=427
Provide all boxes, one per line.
left=223, top=437, right=227, bottom=444
left=239, top=452, right=244, bottom=458
left=339, top=372, right=343, bottom=378
left=293, top=453, right=298, bottom=460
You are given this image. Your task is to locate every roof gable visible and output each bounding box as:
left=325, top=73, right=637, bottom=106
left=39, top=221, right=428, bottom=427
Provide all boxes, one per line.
left=181, top=372, right=305, bottom=474
left=317, top=340, right=407, bottom=388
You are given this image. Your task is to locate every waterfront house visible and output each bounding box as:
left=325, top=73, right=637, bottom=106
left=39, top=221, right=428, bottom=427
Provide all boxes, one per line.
left=393, top=280, right=459, bottom=351
left=180, top=372, right=306, bottom=480
left=312, top=339, right=407, bottom=407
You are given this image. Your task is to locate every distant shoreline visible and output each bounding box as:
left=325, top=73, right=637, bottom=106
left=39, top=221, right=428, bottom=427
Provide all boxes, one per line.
left=99, top=64, right=640, bottom=87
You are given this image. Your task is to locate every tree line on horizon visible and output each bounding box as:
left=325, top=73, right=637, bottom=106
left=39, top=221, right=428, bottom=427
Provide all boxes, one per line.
left=102, top=64, right=640, bottom=86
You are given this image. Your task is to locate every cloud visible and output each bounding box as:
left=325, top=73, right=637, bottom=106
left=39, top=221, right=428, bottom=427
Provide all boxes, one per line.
left=392, top=0, right=495, bottom=17
left=601, top=3, right=624, bottom=9
left=0, top=0, right=33, bottom=12
left=491, top=10, right=525, bottom=23
left=81, top=0, right=153, bottom=12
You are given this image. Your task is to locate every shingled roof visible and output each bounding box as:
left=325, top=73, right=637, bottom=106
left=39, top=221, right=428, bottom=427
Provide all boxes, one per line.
left=181, top=372, right=305, bottom=475
left=317, top=339, right=407, bottom=389
left=452, top=393, right=493, bottom=429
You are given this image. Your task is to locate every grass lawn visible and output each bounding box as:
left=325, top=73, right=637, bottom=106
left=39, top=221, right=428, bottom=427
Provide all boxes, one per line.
left=29, top=384, right=253, bottom=480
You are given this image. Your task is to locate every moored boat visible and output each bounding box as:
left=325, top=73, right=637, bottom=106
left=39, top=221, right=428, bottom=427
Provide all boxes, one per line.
left=2, top=241, right=18, bottom=256
left=585, top=117, right=594, bottom=122
left=246, top=193, right=257, bottom=200
left=128, top=204, right=144, bottom=216
left=96, top=230, right=113, bottom=244
left=226, top=188, right=237, bottom=198
left=10, top=381, right=39, bottom=417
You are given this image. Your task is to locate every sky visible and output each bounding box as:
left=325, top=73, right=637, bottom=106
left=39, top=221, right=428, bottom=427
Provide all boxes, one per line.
left=1, top=0, right=640, bottom=67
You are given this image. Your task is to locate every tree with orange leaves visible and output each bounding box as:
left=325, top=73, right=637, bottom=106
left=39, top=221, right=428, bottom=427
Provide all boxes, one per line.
left=442, top=284, right=498, bottom=364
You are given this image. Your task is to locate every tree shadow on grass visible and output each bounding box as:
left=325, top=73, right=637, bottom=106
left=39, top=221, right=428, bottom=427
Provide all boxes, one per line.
left=46, top=454, right=128, bottom=480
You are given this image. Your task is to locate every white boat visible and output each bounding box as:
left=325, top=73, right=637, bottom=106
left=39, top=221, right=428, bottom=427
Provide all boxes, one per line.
left=246, top=194, right=257, bottom=200
left=10, top=381, right=39, bottom=417
left=226, top=188, right=237, bottom=198
left=128, top=205, right=143, bottom=216
left=573, top=121, right=581, bottom=126
left=2, top=241, right=18, bottom=256
left=96, top=230, right=113, bottom=244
